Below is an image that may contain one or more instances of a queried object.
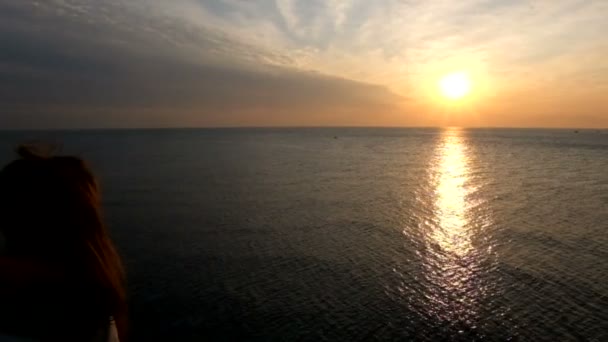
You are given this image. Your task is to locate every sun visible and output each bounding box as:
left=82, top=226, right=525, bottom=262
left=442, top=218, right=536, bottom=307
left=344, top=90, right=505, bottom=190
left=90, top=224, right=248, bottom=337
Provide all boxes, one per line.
left=439, top=72, right=471, bottom=100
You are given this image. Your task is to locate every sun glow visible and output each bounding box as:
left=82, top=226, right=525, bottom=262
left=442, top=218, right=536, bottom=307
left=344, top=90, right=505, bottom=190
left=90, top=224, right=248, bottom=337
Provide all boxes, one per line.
left=439, top=72, right=472, bottom=100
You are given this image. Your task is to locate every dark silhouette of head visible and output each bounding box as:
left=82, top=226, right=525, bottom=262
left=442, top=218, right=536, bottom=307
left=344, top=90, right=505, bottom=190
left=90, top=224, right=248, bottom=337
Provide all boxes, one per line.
left=0, top=145, right=126, bottom=340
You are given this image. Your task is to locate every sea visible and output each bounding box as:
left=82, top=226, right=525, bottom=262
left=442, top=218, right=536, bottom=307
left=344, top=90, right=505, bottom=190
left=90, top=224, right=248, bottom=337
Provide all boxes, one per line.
left=0, top=128, right=607, bottom=341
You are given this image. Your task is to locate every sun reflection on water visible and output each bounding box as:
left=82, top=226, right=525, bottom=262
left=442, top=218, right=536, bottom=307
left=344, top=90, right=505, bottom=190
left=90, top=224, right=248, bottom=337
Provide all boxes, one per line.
left=433, top=130, right=473, bottom=257
left=422, top=127, right=485, bottom=327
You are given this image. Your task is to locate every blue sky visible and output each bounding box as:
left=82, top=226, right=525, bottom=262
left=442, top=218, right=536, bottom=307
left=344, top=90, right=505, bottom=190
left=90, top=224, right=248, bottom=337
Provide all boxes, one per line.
left=0, top=0, right=607, bottom=128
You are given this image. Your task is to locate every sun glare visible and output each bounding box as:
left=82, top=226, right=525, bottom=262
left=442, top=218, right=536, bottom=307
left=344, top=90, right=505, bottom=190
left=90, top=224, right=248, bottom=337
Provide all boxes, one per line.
left=439, top=72, right=471, bottom=100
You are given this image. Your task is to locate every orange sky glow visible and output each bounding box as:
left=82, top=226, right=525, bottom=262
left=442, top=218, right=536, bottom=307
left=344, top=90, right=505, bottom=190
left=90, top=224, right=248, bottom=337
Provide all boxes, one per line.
left=0, top=1, right=607, bottom=128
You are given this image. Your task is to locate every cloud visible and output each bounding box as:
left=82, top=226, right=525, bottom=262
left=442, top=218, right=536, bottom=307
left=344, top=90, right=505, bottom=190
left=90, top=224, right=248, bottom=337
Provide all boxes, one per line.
left=0, top=0, right=406, bottom=128
left=0, top=0, right=606, bottom=128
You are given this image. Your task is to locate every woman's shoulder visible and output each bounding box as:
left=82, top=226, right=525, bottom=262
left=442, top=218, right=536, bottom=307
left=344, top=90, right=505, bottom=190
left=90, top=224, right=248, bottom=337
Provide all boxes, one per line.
left=0, top=319, right=119, bottom=342
left=0, top=257, right=105, bottom=339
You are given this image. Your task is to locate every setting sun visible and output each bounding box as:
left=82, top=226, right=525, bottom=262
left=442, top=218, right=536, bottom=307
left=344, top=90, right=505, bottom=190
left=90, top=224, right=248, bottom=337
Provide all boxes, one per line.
left=439, top=72, right=472, bottom=100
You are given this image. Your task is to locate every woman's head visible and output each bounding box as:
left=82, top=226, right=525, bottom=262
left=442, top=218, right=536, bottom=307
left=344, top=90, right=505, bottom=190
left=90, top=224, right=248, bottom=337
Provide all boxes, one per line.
left=0, top=145, right=126, bottom=339
left=0, top=146, right=101, bottom=255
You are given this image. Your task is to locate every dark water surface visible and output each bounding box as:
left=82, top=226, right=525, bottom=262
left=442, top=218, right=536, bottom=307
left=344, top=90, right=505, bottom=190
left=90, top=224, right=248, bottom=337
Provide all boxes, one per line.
left=0, top=128, right=607, bottom=341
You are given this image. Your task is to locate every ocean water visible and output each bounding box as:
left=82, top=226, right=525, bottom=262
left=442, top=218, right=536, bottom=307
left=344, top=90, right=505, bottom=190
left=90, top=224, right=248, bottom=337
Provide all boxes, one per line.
left=0, top=128, right=607, bottom=341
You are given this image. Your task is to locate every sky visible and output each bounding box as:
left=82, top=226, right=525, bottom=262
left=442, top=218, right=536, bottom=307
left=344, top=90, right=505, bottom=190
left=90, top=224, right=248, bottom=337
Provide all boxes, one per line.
left=0, top=0, right=607, bottom=129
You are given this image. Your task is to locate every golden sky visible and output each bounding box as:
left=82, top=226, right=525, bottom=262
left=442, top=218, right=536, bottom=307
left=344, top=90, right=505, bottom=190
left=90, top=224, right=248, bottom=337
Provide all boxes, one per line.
left=1, top=0, right=607, bottom=128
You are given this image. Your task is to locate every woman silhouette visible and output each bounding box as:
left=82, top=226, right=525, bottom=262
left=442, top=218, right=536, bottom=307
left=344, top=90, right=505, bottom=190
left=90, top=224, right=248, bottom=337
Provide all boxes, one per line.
left=0, top=146, right=126, bottom=341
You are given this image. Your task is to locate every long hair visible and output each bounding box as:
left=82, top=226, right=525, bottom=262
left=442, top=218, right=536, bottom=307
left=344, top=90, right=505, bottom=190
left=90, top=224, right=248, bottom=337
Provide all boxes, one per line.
left=0, top=145, right=127, bottom=340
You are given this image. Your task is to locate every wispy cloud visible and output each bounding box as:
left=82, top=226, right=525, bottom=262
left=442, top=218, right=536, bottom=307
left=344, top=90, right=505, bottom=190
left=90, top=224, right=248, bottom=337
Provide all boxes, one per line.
left=186, top=0, right=608, bottom=98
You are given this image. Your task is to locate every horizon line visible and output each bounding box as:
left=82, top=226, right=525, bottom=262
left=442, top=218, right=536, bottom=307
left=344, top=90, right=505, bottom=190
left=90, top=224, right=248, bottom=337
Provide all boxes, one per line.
left=0, top=125, right=606, bottom=132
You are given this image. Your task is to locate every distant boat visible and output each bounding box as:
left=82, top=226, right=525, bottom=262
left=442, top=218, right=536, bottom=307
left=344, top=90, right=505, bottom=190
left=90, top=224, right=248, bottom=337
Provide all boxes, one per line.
left=574, top=130, right=579, bottom=133
left=333, top=136, right=338, bottom=139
